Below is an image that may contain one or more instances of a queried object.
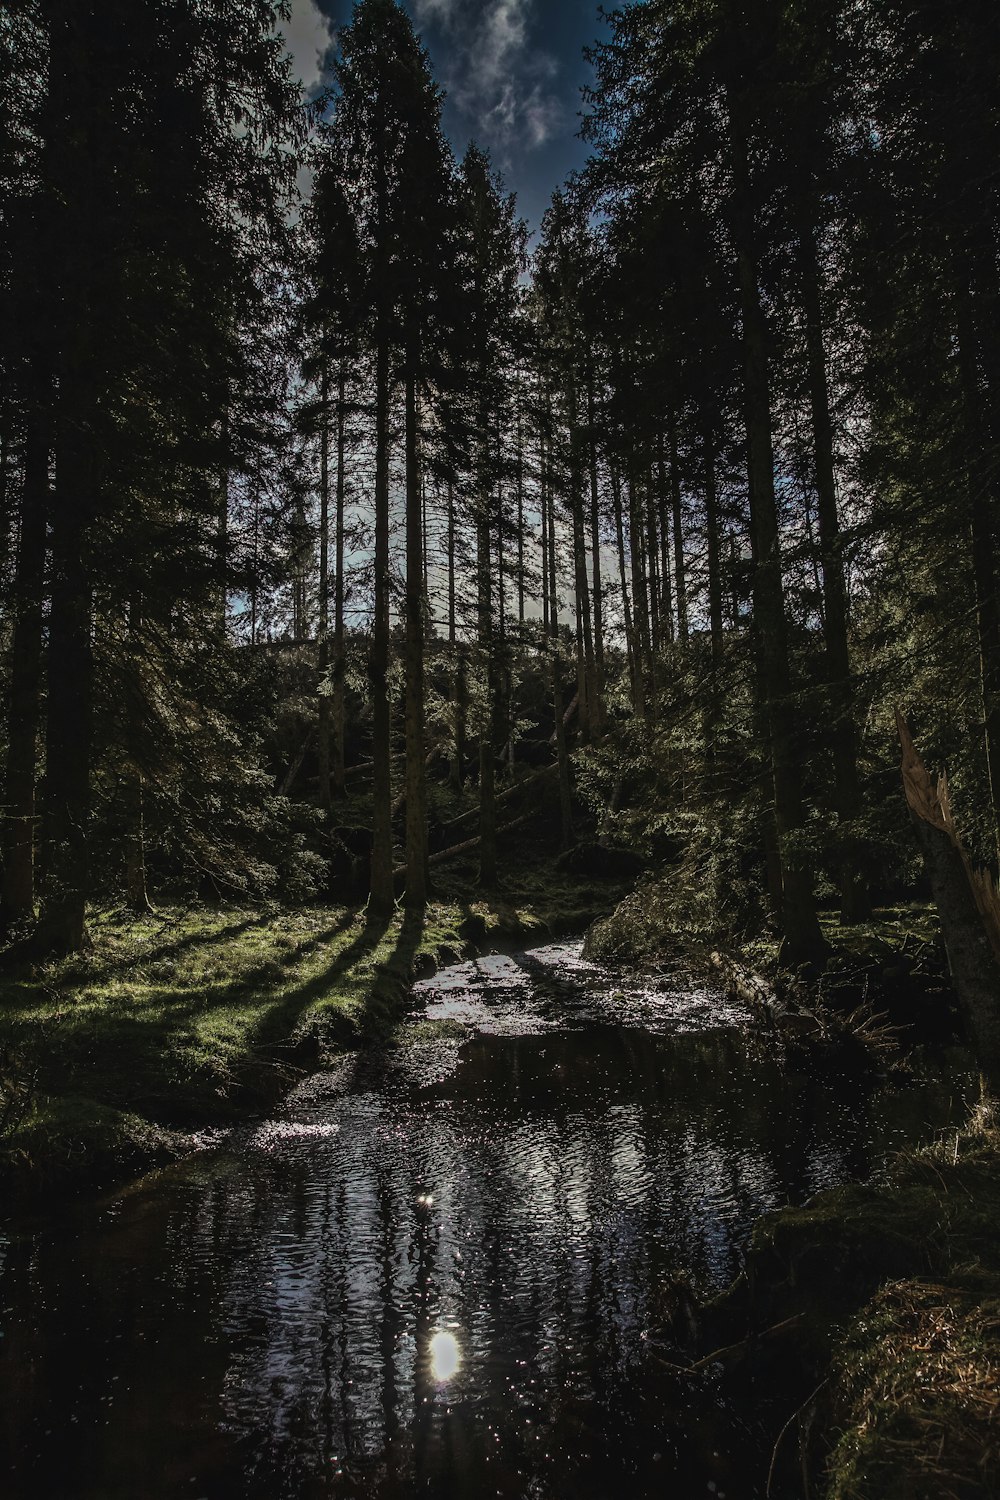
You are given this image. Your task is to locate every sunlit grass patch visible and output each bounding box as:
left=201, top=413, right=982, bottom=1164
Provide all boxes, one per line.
left=0, top=903, right=408, bottom=1178
left=0, top=859, right=618, bottom=1187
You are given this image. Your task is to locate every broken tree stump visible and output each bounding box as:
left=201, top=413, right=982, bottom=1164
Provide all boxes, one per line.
left=896, top=707, right=1000, bottom=1084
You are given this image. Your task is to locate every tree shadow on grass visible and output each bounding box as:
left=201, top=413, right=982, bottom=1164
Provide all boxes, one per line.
left=93, top=909, right=282, bottom=977
left=13, top=905, right=446, bottom=1130
left=1, top=907, right=355, bottom=1003
left=16, top=909, right=380, bottom=1118
left=258, top=909, right=392, bottom=1016
left=359, top=906, right=426, bottom=1031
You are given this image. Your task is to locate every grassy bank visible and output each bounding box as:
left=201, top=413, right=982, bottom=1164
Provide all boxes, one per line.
left=692, top=1103, right=1000, bottom=1498
left=821, top=1107, right=1000, bottom=1500
left=0, top=857, right=623, bottom=1194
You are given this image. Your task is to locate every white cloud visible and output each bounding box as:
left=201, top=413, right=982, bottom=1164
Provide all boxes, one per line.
left=478, top=0, right=529, bottom=86
left=413, top=0, right=564, bottom=157
left=413, top=0, right=461, bottom=18
left=522, top=83, right=562, bottom=148
left=281, top=0, right=335, bottom=94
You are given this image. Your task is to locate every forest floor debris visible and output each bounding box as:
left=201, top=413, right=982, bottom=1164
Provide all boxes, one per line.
left=591, top=874, right=957, bottom=1054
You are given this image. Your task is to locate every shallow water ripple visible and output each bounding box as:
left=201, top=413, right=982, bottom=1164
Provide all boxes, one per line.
left=0, top=939, right=975, bottom=1499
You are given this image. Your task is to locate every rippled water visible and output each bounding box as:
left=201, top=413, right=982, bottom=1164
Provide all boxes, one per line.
left=0, top=941, right=975, bottom=1499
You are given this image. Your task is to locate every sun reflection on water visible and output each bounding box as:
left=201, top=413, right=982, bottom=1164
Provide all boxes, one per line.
left=429, top=1331, right=460, bottom=1382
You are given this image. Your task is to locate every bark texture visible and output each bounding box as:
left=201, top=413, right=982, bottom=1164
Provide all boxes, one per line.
left=729, top=84, right=826, bottom=968
left=403, top=367, right=428, bottom=905
left=897, top=711, right=1000, bottom=1084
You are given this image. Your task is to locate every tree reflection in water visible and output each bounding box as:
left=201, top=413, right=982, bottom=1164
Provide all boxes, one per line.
left=0, top=942, right=975, bottom=1500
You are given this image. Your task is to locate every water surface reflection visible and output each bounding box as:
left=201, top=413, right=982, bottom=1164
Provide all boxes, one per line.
left=0, top=941, right=974, bottom=1498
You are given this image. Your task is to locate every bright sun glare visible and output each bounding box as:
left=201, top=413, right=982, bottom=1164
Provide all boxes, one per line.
left=429, top=1331, right=460, bottom=1382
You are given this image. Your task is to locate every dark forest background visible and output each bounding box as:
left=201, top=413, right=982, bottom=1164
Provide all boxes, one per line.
left=2, top=0, right=999, bottom=968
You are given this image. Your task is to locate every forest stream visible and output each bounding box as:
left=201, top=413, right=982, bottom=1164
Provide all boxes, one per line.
left=0, top=941, right=977, bottom=1500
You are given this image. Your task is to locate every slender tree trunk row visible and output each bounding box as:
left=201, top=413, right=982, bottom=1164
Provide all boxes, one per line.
left=1, top=378, right=49, bottom=927
left=368, top=308, right=394, bottom=914
left=404, top=363, right=428, bottom=905
left=798, top=212, right=870, bottom=922
left=729, top=84, right=826, bottom=968
left=542, top=410, right=574, bottom=850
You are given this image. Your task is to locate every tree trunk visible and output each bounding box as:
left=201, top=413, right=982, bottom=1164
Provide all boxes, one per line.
left=644, top=461, right=661, bottom=657
left=1, top=391, right=49, bottom=927
left=248, top=488, right=260, bottom=646
left=124, top=596, right=153, bottom=915
left=497, top=477, right=514, bottom=770
left=0, top=383, right=11, bottom=590
left=568, top=378, right=596, bottom=742
left=668, top=413, right=688, bottom=645
left=541, top=430, right=551, bottom=638
left=586, top=366, right=604, bottom=673
left=332, top=366, right=348, bottom=799
left=570, top=375, right=600, bottom=738
left=455, top=646, right=468, bottom=795
left=477, top=470, right=497, bottom=887
left=368, top=323, right=394, bottom=915
left=447, top=480, right=463, bottom=792
left=799, top=212, right=869, bottom=922
left=516, top=400, right=526, bottom=629
left=703, top=424, right=725, bottom=756
left=704, top=425, right=724, bottom=670
left=317, top=356, right=332, bottom=810
left=403, top=364, right=427, bottom=906
left=655, top=434, right=675, bottom=644
left=728, top=85, right=826, bottom=968
left=548, top=468, right=574, bottom=850
left=37, top=430, right=93, bottom=954
left=217, top=404, right=229, bottom=641
left=611, top=460, right=637, bottom=705
left=124, top=774, right=152, bottom=915
left=627, top=461, right=652, bottom=722
left=32, top=0, right=94, bottom=955
left=477, top=383, right=499, bottom=888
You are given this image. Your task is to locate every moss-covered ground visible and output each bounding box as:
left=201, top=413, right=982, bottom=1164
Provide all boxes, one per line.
left=820, top=1110, right=1000, bottom=1500
left=0, top=853, right=626, bottom=1193
left=699, top=1104, right=1000, bottom=1498
left=591, top=873, right=943, bottom=971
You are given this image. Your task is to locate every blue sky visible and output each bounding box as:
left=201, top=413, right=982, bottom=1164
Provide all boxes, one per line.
left=284, top=0, right=610, bottom=234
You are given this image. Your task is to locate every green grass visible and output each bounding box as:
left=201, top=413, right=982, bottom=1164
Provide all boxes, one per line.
left=586, top=875, right=948, bottom=993
left=826, top=1274, right=1000, bottom=1500
left=0, top=854, right=628, bottom=1189
left=1, top=903, right=407, bottom=1184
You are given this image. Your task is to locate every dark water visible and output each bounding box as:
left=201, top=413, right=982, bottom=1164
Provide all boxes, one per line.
left=0, top=942, right=975, bottom=1500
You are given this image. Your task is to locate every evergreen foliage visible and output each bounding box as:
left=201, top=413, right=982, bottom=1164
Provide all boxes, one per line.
left=0, top=0, right=997, bottom=974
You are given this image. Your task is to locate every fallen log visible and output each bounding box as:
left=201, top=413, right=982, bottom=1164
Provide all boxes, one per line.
left=440, top=763, right=558, bottom=832
left=393, top=814, right=532, bottom=877
left=279, top=727, right=315, bottom=797
left=896, top=707, right=1000, bottom=1082
left=342, top=752, right=405, bottom=785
